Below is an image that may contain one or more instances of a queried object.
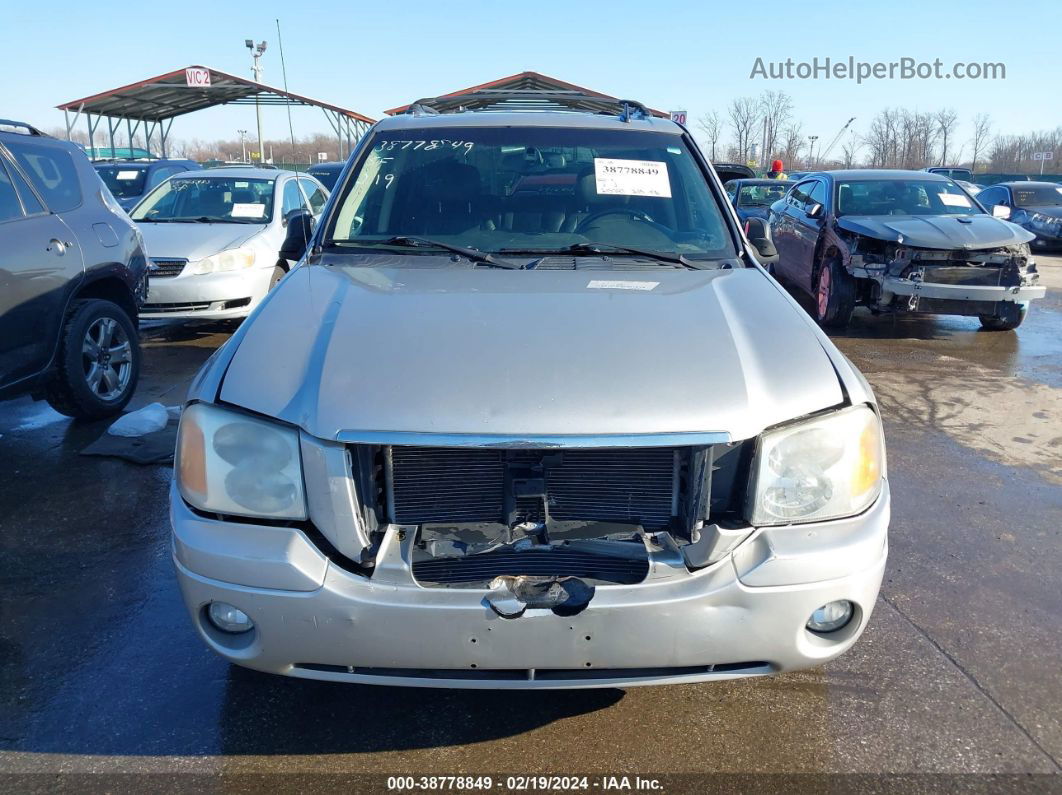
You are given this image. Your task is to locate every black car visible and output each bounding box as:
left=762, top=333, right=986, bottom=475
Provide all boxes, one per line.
left=712, top=162, right=755, bottom=183
left=306, top=161, right=345, bottom=191
left=725, top=178, right=794, bottom=222
left=766, top=169, right=1043, bottom=330
left=0, top=120, right=147, bottom=418
left=94, top=159, right=200, bottom=211
left=976, top=182, right=1062, bottom=251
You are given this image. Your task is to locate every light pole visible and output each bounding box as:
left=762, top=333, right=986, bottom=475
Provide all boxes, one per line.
left=245, top=39, right=267, bottom=163
left=808, top=135, right=819, bottom=169
left=237, top=129, right=247, bottom=163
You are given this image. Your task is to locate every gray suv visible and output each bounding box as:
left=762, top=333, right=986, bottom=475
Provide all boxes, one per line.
left=0, top=120, right=147, bottom=419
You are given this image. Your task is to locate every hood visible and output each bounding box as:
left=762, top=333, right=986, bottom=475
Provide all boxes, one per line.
left=218, top=263, right=845, bottom=442
left=834, top=214, right=1035, bottom=250
left=738, top=206, right=770, bottom=221
left=1019, top=205, right=1062, bottom=220
left=137, top=221, right=264, bottom=260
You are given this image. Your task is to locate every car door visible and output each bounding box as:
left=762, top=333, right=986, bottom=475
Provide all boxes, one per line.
left=772, top=180, right=812, bottom=281
left=0, top=153, right=84, bottom=389
left=790, top=178, right=828, bottom=292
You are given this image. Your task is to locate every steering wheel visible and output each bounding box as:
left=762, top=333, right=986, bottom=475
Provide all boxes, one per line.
left=575, top=208, right=670, bottom=236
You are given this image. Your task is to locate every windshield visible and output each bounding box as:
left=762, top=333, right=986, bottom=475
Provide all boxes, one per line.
left=737, top=182, right=791, bottom=207
left=327, top=127, right=735, bottom=259
left=308, top=166, right=341, bottom=190
left=131, top=176, right=275, bottom=222
left=96, top=166, right=148, bottom=198
left=1013, top=185, right=1062, bottom=207
left=836, top=179, right=981, bottom=217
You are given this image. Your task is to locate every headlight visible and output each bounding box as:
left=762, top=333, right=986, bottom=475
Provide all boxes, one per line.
left=176, top=403, right=307, bottom=520
left=747, top=405, right=884, bottom=526
left=188, top=247, right=256, bottom=275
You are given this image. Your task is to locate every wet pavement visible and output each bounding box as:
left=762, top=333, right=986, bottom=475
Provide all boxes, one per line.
left=1, top=257, right=1060, bottom=788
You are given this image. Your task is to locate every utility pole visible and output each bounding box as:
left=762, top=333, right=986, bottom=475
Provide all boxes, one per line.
left=808, top=135, right=819, bottom=169
left=245, top=39, right=267, bottom=163
left=237, top=129, right=247, bottom=163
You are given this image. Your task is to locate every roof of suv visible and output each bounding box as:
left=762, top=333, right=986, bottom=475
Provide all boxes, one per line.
left=374, top=111, right=682, bottom=133
left=175, top=167, right=295, bottom=179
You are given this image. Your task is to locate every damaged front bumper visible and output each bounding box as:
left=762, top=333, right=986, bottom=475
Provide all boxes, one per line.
left=171, top=482, right=890, bottom=689
left=878, top=277, right=1045, bottom=304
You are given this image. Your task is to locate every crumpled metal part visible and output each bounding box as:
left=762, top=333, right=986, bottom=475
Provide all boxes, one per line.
left=483, top=575, right=596, bottom=619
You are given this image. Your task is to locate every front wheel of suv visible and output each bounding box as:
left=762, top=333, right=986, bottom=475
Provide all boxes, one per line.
left=45, top=299, right=141, bottom=420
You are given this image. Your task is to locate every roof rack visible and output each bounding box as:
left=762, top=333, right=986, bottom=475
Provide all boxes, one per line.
left=401, top=90, right=657, bottom=121
left=0, top=119, right=46, bottom=136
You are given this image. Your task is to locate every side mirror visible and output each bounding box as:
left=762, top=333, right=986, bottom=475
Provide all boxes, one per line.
left=806, top=203, right=823, bottom=219
left=280, top=210, right=314, bottom=262
left=744, top=217, right=777, bottom=261
left=992, top=204, right=1011, bottom=220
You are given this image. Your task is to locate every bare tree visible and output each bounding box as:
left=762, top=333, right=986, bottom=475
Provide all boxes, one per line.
left=934, top=108, right=959, bottom=165
left=840, top=131, right=861, bottom=168
left=727, top=96, right=759, bottom=163
left=759, top=90, right=793, bottom=162
left=969, top=113, right=993, bottom=173
left=780, top=123, right=804, bottom=169
left=696, top=110, right=722, bottom=161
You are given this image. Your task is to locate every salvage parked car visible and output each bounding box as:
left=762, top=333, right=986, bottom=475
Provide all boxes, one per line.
left=306, top=161, right=344, bottom=191
left=976, top=182, right=1062, bottom=251
left=173, top=104, right=889, bottom=689
left=768, top=170, right=1044, bottom=329
left=94, top=159, right=201, bottom=211
left=0, top=120, right=146, bottom=418
left=725, top=178, right=794, bottom=222
left=129, top=167, right=328, bottom=321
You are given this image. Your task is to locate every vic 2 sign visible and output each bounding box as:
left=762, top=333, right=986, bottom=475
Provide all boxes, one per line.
left=185, top=68, right=211, bottom=87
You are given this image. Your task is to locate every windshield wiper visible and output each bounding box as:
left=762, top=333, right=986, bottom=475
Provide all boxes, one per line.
left=502, top=243, right=701, bottom=269
left=381, top=236, right=519, bottom=269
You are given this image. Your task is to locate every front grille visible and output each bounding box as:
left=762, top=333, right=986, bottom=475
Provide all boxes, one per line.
left=388, top=446, right=678, bottom=530
left=148, top=258, right=187, bottom=278
left=142, top=301, right=213, bottom=313
left=412, top=547, right=649, bottom=585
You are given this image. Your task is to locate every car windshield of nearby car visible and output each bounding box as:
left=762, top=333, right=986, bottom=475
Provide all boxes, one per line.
left=131, top=176, right=275, bottom=223
left=835, top=178, right=981, bottom=217
left=95, top=165, right=148, bottom=198
left=737, top=182, right=790, bottom=206
left=326, top=127, right=736, bottom=261
left=1012, top=185, right=1062, bottom=207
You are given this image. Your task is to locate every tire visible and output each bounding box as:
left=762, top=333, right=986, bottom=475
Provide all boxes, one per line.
left=269, top=264, right=287, bottom=290
left=45, top=299, right=141, bottom=420
left=979, top=302, right=1027, bottom=331
left=814, top=255, right=857, bottom=329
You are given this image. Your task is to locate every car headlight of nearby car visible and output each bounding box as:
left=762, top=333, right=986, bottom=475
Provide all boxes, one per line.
left=176, top=402, right=307, bottom=520
left=747, top=405, right=884, bottom=526
left=188, top=246, right=257, bottom=275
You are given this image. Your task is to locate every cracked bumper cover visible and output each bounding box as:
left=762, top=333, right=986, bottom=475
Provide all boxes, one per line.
left=171, top=482, right=890, bottom=689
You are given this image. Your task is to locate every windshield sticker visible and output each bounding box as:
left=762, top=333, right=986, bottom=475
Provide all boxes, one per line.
left=231, top=203, right=266, bottom=218
left=939, top=192, right=972, bottom=207
left=594, top=158, right=672, bottom=198
left=375, top=139, right=475, bottom=155
left=116, top=170, right=139, bottom=180
left=587, top=279, right=659, bottom=291
left=235, top=181, right=249, bottom=188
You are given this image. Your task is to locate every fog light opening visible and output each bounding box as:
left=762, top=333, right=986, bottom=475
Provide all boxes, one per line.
left=806, top=600, right=854, bottom=634
left=207, top=601, right=255, bottom=634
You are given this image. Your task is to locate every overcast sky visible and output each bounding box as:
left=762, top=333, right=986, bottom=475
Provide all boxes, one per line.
left=5, top=0, right=1057, bottom=154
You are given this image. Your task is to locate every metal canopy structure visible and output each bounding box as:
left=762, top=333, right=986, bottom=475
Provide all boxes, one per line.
left=56, top=65, right=375, bottom=160
left=384, top=71, right=668, bottom=118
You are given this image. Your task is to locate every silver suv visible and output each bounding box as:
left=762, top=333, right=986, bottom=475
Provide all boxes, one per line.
left=172, top=102, right=889, bottom=688
left=0, top=120, right=147, bottom=419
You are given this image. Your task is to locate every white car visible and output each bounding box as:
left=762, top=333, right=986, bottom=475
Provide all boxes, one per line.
left=130, top=167, right=328, bottom=321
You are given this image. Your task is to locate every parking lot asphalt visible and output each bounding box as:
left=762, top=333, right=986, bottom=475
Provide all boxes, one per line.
left=0, top=256, right=1059, bottom=787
